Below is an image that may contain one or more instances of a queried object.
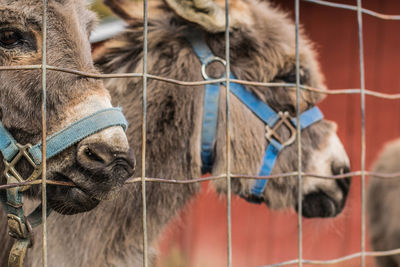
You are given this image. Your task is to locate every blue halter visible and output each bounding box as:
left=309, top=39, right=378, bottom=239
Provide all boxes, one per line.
left=186, top=33, right=323, bottom=202
left=0, top=107, right=128, bottom=265
left=0, top=107, right=127, bottom=165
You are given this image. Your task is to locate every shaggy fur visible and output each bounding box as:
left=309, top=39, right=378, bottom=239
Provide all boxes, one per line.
left=2, top=0, right=350, bottom=266
left=368, top=138, right=400, bottom=267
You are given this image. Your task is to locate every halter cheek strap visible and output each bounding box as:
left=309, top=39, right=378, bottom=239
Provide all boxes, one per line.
left=0, top=107, right=128, bottom=267
left=186, top=32, right=323, bottom=202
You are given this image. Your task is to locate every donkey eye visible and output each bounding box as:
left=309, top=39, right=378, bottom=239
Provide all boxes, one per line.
left=0, top=30, right=23, bottom=48
left=277, top=68, right=308, bottom=85
left=284, top=104, right=296, bottom=115
left=282, top=73, right=305, bottom=84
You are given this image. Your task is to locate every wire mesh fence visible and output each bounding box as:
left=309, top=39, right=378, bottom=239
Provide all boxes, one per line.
left=1, top=0, right=400, bottom=266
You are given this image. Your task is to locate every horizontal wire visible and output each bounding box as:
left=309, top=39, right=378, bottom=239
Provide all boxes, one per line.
left=0, top=65, right=400, bottom=99
left=258, top=248, right=400, bottom=267
left=303, top=0, right=400, bottom=20
left=2, top=170, right=400, bottom=191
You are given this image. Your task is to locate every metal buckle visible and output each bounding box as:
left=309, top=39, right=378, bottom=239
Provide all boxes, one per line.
left=265, top=111, right=296, bottom=147
left=201, top=56, right=227, bottom=80
left=7, top=214, right=29, bottom=240
left=3, top=144, right=42, bottom=192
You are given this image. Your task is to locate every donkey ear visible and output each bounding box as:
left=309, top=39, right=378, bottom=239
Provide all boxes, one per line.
left=165, top=0, right=245, bottom=32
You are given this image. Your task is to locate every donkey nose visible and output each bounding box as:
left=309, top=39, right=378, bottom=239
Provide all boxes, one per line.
left=77, top=142, right=136, bottom=175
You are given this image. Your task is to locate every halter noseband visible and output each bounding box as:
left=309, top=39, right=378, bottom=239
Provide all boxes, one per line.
left=186, top=32, right=323, bottom=203
left=0, top=107, right=127, bottom=267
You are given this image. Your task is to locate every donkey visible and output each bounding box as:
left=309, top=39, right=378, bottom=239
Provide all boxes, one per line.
left=0, top=0, right=136, bottom=265
left=4, top=0, right=351, bottom=266
left=368, top=138, right=400, bottom=267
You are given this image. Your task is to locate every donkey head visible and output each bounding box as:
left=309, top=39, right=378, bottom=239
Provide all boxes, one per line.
left=0, top=0, right=135, bottom=215
left=162, top=0, right=350, bottom=218
left=99, top=0, right=350, bottom=218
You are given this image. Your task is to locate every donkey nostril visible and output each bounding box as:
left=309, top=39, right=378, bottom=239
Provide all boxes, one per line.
left=85, top=147, right=105, bottom=164
left=77, top=143, right=135, bottom=176
left=331, top=164, right=350, bottom=176
left=128, top=148, right=136, bottom=168
left=78, top=144, right=111, bottom=170
left=331, top=163, right=351, bottom=194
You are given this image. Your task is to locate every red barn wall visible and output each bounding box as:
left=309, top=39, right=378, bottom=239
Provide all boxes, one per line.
left=155, top=0, right=400, bottom=266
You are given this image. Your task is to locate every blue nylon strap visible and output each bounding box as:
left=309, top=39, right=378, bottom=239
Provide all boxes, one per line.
left=0, top=122, right=19, bottom=162
left=0, top=108, right=127, bottom=165
left=251, top=139, right=283, bottom=195
left=228, top=79, right=280, bottom=126
left=6, top=185, right=25, bottom=221
left=185, top=32, right=214, bottom=65
left=28, top=107, right=127, bottom=165
left=201, top=83, right=220, bottom=174
left=186, top=32, right=221, bottom=173
left=292, top=106, right=323, bottom=129
left=6, top=177, right=28, bottom=239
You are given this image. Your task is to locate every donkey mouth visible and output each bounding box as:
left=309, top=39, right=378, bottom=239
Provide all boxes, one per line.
left=299, top=191, right=339, bottom=218
left=47, top=173, right=100, bottom=215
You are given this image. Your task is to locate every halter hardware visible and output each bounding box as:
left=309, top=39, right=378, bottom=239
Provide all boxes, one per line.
left=201, top=56, right=226, bottom=80
left=265, top=111, right=297, bottom=147
left=186, top=32, right=324, bottom=202
left=3, top=143, right=42, bottom=192
left=7, top=213, right=30, bottom=240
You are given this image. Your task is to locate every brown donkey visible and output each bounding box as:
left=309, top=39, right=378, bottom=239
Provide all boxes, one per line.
left=4, top=0, right=350, bottom=266
left=0, top=0, right=136, bottom=265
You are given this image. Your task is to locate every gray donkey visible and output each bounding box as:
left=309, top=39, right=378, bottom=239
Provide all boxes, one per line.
left=0, top=0, right=135, bottom=265
left=2, top=0, right=351, bottom=266
left=368, top=138, right=400, bottom=267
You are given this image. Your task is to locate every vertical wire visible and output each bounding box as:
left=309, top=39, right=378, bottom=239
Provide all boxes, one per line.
left=41, top=0, right=48, bottom=267
left=225, top=0, right=232, bottom=266
left=141, top=0, right=149, bottom=266
left=295, top=0, right=303, bottom=266
left=356, top=0, right=366, bottom=266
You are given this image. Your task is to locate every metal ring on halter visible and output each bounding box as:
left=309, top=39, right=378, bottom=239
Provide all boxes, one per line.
left=201, top=56, right=227, bottom=80
left=265, top=111, right=297, bottom=147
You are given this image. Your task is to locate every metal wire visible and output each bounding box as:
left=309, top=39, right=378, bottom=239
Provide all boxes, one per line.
left=295, top=0, right=303, bottom=266
left=141, top=0, right=149, bottom=265
left=3, top=65, right=400, bottom=99
left=3, top=170, right=400, bottom=191
left=303, top=0, right=400, bottom=20
left=224, top=0, right=232, bottom=265
left=1, top=0, right=400, bottom=266
left=257, top=248, right=400, bottom=267
left=356, top=0, right=367, bottom=266
left=6, top=168, right=400, bottom=190
left=41, top=0, right=48, bottom=266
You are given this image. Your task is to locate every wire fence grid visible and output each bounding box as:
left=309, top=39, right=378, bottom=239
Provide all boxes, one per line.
left=1, top=0, right=400, bottom=266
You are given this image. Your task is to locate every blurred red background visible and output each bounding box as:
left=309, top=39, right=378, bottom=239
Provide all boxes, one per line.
left=153, top=1, right=400, bottom=266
